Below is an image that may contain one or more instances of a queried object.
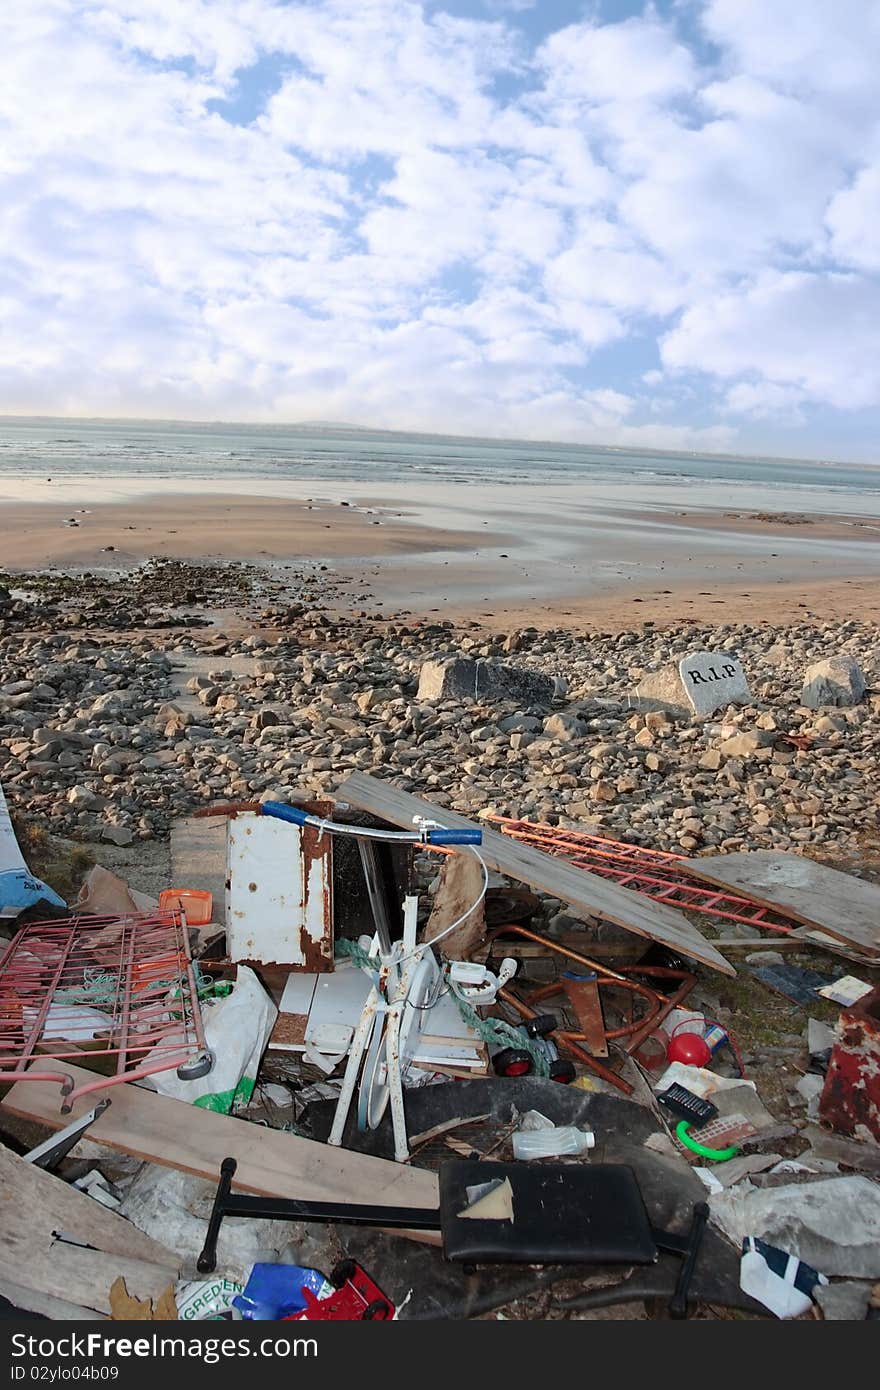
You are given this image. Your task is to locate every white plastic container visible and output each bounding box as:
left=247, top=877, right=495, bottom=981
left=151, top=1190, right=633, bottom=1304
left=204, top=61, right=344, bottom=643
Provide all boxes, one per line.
left=511, top=1125, right=595, bottom=1160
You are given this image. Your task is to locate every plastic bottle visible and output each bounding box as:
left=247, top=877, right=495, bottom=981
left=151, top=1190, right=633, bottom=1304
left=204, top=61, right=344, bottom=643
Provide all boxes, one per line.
left=511, top=1126, right=596, bottom=1160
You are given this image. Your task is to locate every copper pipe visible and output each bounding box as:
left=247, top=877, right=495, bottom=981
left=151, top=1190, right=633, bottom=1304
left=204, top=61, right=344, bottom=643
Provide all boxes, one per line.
left=623, top=973, right=697, bottom=1056
left=486, top=924, right=632, bottom=983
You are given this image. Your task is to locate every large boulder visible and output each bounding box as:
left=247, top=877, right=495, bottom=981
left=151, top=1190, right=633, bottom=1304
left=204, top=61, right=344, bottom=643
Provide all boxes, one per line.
left=417, top=657, right=554, bottom=706
left=801, top=656, right=866, bottom=709
left=635, top=651, right=750, bottom=718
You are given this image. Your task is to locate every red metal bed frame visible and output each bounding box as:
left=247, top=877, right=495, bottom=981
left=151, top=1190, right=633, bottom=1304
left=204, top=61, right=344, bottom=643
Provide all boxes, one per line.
left=0, top=910, right=211, bottom=1111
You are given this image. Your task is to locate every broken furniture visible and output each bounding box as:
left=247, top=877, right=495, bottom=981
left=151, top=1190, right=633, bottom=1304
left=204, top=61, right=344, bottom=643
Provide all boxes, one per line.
left=485, top=923, right=696, bottom=1095
left=197, top=1155, right=710, bottom=1320
left=223, top=800, right=335, bottom=970
left=0, top=1143, right=179, bottom=1319
left=260, top=800, right=487, bottom=1161
left=0, top=775, right=65, bottom=919
left=2, top=1058, right=441, bottom=1231
left=491, top=815, right=880, bottom=965
left=490, top=815, right=804, bottom=937
left=22, top=1098, right=110, bottom=1170
left=0, top=911, right=212, bottom=1111
left=679, top=850, right=880, bottom=962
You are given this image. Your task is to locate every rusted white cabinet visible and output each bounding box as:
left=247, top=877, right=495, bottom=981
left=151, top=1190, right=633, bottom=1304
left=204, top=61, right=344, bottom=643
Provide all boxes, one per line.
left=226, top=810, right=333, bottom=969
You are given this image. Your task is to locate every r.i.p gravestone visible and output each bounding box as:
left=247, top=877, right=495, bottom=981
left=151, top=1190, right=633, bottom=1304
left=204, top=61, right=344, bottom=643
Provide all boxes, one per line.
left=634, top=651, right=751, bottom=717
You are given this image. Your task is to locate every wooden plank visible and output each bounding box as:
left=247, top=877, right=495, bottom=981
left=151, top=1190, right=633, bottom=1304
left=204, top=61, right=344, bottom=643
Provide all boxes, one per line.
left=561, top=974, right=608, bottom=1057
left=2, top=1062, right=439, bottom=1228
left=0, top=1145, right=178, bottom=1316
left=680, top=851, right=880, bottom=956
left=424, top=851, right=486, bottom=959
left=305, top=961, right=371, bottom=1045
left=337, top=774, right=734, bottom=975
left=268, top=972, right=317, bottom=1051
left=0, top=1275, right=107, bottom=1321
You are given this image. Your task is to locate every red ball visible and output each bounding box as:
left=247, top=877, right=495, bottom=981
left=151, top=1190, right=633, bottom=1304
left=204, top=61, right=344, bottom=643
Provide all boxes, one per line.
left=667, top=1032, right=712, bottom=1067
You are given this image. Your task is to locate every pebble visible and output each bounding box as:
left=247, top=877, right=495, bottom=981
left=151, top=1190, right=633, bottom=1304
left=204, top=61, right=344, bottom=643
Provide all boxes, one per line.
left=0, top=579, right=877, bottom=867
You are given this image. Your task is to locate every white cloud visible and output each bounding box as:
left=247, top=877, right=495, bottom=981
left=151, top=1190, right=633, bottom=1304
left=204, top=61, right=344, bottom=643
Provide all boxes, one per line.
left=663, top=273, right=880, bottom=410
left=0, top=0, right=877, bottom=450
left=827, top=166, right=880, bottom=272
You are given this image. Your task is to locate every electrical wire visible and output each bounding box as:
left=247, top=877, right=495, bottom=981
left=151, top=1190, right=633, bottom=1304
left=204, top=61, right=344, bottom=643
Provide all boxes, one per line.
left=396, top=847, right=489, bottom=965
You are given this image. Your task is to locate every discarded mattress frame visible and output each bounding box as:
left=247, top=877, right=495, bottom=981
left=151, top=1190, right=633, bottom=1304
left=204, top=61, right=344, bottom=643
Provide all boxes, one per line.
left=0, top=910, right=213, bottom=1110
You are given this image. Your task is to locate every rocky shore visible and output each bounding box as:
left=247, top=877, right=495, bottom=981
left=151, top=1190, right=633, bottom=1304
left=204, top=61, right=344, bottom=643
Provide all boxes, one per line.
left=2, top=559, right=878, bottom=877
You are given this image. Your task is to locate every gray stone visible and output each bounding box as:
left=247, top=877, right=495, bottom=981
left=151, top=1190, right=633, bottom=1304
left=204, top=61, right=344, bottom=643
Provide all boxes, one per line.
left=746, top=950, right=786, bottom=966
left=708, top=1176, right=880, bottom=1277
left=90, top=690, right=135, bottom=714
left=679, top=651, right=751, bottom=715
left=814, top=1281, right=873, bottom=1321
left=634, top=651, right=750, bottom=717
left=498, top=714, right=543, bottom=734
left=101, top=825, right=136, bottom=846
left=66, top=785, right=104, bottom=811
left=802, top=656, right=866, bottom=708
left=417, top=657, right=554, bottom=706
left=417, top=658, right=480, bottom=700
left=543, top=712, right=586, bottom=741
left=633, top=664, right=690, bottom=715
left=719, top=729, right=774, bottom=759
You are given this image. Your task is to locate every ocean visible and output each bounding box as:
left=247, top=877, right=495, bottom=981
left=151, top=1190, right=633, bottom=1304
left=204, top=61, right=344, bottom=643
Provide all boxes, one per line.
left=1, top=417, right=878, bottom=499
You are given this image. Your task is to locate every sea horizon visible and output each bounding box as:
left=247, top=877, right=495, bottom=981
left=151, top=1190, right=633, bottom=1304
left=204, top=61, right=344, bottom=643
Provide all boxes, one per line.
left=1, top=417, right=879, bottom=505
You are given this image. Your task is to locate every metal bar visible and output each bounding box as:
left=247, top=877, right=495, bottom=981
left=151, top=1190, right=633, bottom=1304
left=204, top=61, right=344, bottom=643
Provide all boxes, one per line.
left=22, top=1100, right=110, bottom=1169
left=196, top=1158, right=441, bottom=1274
left=668, top=1202, right=710, bottom=1320
left=358, top=839, right=394, bottom=956
left=491, top=818, right=799, bottom=935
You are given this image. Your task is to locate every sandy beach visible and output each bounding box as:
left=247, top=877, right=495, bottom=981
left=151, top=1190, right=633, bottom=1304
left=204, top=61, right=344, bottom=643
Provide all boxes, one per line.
left=2, top=479, right=879, bottom=631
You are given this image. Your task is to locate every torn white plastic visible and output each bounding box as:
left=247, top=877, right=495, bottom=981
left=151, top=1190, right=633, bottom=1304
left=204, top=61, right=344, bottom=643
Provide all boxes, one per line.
left=0, top=776, right=65, bottom=918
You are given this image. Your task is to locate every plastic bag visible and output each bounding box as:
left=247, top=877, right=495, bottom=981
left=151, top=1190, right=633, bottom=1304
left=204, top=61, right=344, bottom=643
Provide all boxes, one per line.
left=233, top=1264, right=332, bottom=1320
left=176, top=1276, right=244, bottom=1320
left=511, top=1125, right=595, bottom=1160
left=145, top=965, right=277, bottom=1112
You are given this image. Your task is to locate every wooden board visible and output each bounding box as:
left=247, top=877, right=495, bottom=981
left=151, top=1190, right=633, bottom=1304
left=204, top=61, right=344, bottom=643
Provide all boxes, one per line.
left=2, top=1062, right=439, bottom=1232
left=337, top=774, right=734, bottom=975
left=0, top=1275, right=107, bottom=1321
left=680, top=851, right=880, bottom=957
left=0, top=1145, right=178, bottom=1316
left=305, top=960, right=372, bottom=1045
left=424, top=851, right=486, bottom=960
left=268, top=972, right=317, bottom=1051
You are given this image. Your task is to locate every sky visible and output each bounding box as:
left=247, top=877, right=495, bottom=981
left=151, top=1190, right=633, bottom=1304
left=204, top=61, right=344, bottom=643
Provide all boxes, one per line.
left=2, top=0, right=880, bottom=461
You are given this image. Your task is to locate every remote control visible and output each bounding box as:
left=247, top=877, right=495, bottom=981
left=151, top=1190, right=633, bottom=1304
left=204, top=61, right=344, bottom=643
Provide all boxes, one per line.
left=658, top=1083, right=718, bottom=1126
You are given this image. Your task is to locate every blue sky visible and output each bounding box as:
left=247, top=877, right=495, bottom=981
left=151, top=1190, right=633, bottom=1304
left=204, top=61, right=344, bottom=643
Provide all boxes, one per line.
left=2, top=0, right=880, bottom=460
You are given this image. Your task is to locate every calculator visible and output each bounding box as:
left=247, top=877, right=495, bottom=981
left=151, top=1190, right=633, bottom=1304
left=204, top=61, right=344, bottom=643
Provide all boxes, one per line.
left=657, top=1083, right=718, bottom=1127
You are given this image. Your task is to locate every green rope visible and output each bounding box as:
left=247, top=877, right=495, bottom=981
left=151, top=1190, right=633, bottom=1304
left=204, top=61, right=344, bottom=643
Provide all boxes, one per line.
left=449, top=988, right=550, bottom=1076
left=56, top=963, right=216, bottom=1008
left=335, top=938, right=376, bottom=971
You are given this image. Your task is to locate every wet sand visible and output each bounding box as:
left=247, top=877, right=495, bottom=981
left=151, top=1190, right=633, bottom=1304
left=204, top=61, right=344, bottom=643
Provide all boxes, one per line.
left=1, top=479, right=879, bottom=630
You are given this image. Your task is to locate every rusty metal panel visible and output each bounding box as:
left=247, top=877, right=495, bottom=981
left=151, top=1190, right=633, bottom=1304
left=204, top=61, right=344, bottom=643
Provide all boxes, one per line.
left=819, top=986, right=880, bottom=1144
left=226, top=807, right=333, bottom=971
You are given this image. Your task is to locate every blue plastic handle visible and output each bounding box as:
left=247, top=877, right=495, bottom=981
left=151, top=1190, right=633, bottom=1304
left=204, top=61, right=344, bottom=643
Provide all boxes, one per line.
left=427, top=829, right=482, bottom=845
left=262, top=801, right=311, bottom=826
